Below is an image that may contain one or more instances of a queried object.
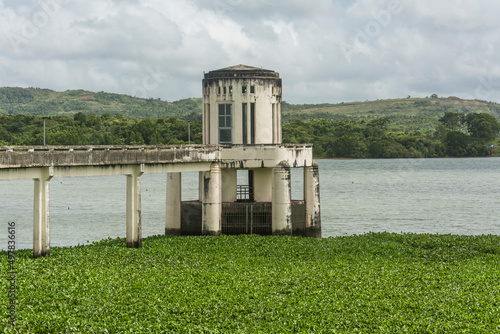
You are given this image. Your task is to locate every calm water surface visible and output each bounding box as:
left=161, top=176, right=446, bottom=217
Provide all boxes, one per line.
left=1, top=158, right=499, bottom=250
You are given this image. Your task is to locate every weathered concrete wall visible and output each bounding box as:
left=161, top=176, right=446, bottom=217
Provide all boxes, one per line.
left=181, top=201, right=203, bottom=235
left=253, top=168, right=273, bottom=202
left=304, top=161, right=322, bottom=238
left=220, top=145, right=313, bottom=169
left=221, top=168, right=237, bottom=202
left=272, top=161, right=292, bottom=236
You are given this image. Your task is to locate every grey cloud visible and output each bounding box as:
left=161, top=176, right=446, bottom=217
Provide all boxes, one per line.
left=0, top=0, right=500, bottom=103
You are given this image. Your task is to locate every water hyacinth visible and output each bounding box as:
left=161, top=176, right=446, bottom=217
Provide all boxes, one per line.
left=1, top=233, right=499, bottom=333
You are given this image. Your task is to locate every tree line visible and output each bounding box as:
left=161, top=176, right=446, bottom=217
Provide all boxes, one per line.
left=0, top=113, right=201, bottom=146
left=283, top=112, right=499, bottom=158
left=0, top=112, right=498, bottom=158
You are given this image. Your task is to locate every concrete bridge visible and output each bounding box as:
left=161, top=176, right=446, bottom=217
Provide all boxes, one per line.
left=0, top=144, right=320, bottom=258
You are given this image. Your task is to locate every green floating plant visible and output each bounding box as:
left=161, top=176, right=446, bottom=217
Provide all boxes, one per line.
left=0, top=233, right=499, bottom=333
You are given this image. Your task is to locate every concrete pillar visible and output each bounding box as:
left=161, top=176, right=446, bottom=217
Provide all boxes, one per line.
left=199, top=171, right=204, bottom=201
left=166, top=172, right=181, bottom=235
left=202, top=163, right=221, bottom=236
left=304, top=161, right=322, bottom=238
left=253, top=168, right=273, bottom=202
left=221, top=168, right=237, bottom=203
left=272, top=162, right=292, bottom=236
left=126, top=164, right=144, bottom=248
left=33, top=167, right=54, bottom=258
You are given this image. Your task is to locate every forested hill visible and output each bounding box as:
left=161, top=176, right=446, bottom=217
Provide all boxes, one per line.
left=1, top=87, right=499, bottom=133
left=283, top=97, right=500, bottom=134
left=0, top=87, right=201, bottom=120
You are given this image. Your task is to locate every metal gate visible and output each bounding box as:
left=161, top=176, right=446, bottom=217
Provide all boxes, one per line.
left=222, top=202, right=272, bottom=235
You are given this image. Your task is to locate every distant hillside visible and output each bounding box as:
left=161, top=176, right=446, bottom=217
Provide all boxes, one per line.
left=0, top=87, right=202, bottom=120
left=283, top=97, right=500, bottom=134
left=1, top=87, right=499, bottom=134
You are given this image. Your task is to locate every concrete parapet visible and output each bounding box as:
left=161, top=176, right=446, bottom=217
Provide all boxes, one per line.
left=0, top=145, right=221, bottom=169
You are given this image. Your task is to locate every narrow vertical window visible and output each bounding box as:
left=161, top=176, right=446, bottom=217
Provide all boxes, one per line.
left=250, top=86, right=255, bottom=94
left=242, top=103, right=248, bottom=145
left=272, top=103, right=275, bottom=143
left=203, top=104, right=206, bottom=144
left=207, top=103, right=210, bottom=144
left=250, top=102, right=255, bottom=144
left=223, top=87, right=227, bottom=94
left=242, top=86, right=247, bottom=94
left=218, top=87, right=221, bottom=95
left=218, top=103, right=233, bottom=144
left=229, top=86, right=233, bottom=94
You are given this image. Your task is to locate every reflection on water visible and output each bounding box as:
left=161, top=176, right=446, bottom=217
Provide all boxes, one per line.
left=1, top=158, right=499, bottom=250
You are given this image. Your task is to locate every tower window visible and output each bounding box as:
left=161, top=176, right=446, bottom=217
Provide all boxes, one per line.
left=218, top=87, right=221, bottom=95
left=250, top=86, right=255, bottom=94
left=229, top=86, right=233, bottom=94
left=250, top=103, right=255, bottom=144
left=242, top=86, right=247, bottom=94
left=218, top=103, right=233, bottom=144
left=223, top=87, right=227, bottom=94
left=242, top=103, right=248, bottom=145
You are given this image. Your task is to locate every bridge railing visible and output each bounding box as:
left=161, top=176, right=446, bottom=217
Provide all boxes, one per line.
left=0, top=144, right=314, bottom=169
left=0, top=143, right=312, bottom=152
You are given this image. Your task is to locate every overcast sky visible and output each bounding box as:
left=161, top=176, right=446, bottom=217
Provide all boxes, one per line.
left=1, top=0, right=500, bottom=104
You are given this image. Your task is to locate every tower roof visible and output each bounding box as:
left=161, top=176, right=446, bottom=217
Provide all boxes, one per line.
left=204, top=64, right=279, bottom=79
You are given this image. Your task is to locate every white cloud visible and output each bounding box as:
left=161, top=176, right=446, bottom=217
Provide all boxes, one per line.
left=0, top=0, right=499, bottom=103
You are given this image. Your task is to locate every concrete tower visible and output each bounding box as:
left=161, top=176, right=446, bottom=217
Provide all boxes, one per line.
left=202, top=65, right=282, bottom=145
left=166, top=64, right=321, bottom=237
left=202, top=65, right=284, bottom=206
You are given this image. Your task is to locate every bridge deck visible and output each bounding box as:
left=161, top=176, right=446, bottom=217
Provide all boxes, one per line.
left=0, top=144, right=313, bottom=170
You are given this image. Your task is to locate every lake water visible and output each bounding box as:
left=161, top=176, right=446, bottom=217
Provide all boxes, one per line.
left=1, top=158, right=499, bottom=250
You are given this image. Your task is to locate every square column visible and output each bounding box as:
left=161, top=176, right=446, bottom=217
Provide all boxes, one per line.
left=221, top=168, right=237, bottom=203
left=126, top=164, right=144, bottom=248
left=272, top=163, right=292, bottom=236
left=304, top=161, right=322, bottom=238
left=202, top=163, right=221, bottom=235
left=253, top=168, right=273, bottom=202
left=33, top=167, right=54, bottom=258
left=166, top=172, right=182, bottom=235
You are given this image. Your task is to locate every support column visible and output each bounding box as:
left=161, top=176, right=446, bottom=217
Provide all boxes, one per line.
left=304, top=161, right=322, bottom=238
left=166, top=172, right=181, bottom=235
left=202, top=163, right=221, bottom=236
left=272, top=162, right=292, bottom=236
left=126, top=164, right=144, bottom=248
left=221, top=169, right=237, bottom=203
left=199, top=171, right=204, bottom=201
left=33, top=167, right=54, bottom=258
left=253, top=168, right=273, bottom=202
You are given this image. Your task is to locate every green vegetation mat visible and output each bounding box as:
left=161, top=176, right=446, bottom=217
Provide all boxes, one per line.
left=1, top=233, right=500, bottom=333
